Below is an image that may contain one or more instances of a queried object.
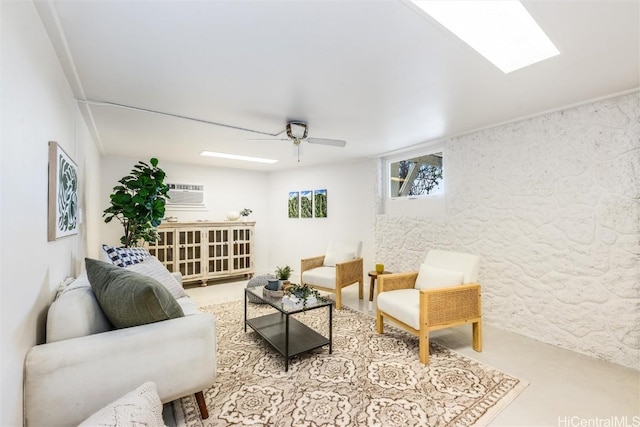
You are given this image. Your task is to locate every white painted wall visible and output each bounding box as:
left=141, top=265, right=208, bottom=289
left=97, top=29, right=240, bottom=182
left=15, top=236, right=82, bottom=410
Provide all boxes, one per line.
left=0, top=2, right=101, bottom=424
left=266, top=159, right=376, bottom=283
left=375, top=92, right=640, bottom=369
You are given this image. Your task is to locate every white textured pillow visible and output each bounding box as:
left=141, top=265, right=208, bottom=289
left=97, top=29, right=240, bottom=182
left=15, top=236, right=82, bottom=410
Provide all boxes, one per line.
left=126, top=256, right=188, bottom=299
left=79, top=382, right=164, bottom=426
left=323, top=250, right=355, bottom=267
left=415, top=264, right=464, bottom=290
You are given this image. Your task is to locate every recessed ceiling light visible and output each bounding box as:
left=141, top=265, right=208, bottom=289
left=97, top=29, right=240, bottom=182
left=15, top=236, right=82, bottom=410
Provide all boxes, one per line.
left=200, top=151, right=278, bottom=164
left=412, top=0, right=560, bottom=73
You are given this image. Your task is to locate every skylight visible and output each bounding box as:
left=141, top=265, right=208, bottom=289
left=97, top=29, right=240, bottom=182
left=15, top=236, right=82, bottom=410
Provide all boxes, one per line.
left=412, top=0, right=559, bottom=73
left=200, top=151, right=278, bottom=164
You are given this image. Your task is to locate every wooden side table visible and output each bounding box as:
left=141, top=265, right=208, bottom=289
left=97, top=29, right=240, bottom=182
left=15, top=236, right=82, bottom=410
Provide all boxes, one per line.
left=368, top=270, right=391, bottom=311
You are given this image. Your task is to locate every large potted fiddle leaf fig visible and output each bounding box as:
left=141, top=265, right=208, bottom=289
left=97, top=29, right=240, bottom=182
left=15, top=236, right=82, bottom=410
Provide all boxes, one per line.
left=103, top=158, right=170, bottom=247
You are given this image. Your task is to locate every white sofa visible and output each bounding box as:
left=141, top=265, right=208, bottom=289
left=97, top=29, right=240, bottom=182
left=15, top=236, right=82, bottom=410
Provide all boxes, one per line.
left=24, top=270, right=216, bottom=426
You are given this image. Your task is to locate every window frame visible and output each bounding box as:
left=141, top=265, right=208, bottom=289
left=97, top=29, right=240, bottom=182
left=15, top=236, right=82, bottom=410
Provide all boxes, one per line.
left=385, top=145, right=445, bottom=200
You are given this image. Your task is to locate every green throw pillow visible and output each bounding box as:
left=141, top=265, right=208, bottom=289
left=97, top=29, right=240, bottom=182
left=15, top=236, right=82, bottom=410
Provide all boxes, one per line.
left=85, top=258, right=184, bottom=329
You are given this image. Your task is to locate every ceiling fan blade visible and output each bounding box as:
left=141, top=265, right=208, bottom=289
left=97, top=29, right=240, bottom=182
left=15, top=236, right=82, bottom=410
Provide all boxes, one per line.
left=307, top=137, right=347, bottom=147
left=247, top=138, right=289, bottom=141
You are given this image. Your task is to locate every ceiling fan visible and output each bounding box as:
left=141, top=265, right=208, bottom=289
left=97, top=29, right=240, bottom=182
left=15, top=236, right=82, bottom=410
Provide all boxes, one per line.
left=76, top=100, right=346, bottom=161
left=251, top=121, right=346, bottom=161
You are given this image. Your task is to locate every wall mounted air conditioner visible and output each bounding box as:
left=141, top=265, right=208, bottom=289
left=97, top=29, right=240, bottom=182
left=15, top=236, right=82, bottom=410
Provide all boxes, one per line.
left=166, top=183, right=205, bottom=206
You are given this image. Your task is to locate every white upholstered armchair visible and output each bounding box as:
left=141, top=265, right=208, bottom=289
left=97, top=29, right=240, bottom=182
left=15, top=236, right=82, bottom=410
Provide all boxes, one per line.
left=376, top=249, right=481, bottom=364
left=300, top=241, right=364, bottom=309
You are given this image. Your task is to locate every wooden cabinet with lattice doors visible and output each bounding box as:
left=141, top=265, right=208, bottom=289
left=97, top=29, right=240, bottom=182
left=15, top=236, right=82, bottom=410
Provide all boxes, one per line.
left=176, top=228, right=204, bottom=282
left=147, top=221, right=255, bottom=285
left=206, top=227, right=229, bottom=277
left=147, top=228, right=176, bottom=272
left=230, top=226, right=252, bottom=274
left=205, top=224, right=254, bottom=279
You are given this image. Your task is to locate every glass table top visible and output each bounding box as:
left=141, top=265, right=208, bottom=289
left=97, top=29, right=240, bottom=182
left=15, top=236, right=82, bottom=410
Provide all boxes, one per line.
left=246, top=286, right=333, bottom=314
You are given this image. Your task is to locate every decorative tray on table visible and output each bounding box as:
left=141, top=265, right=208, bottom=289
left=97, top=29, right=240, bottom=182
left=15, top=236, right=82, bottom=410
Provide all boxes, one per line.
left=263, top=285, right=284, bottom=298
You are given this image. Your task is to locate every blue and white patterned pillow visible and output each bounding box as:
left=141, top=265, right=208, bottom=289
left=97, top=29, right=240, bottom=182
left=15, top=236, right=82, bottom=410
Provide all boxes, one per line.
left=101, top=244, right=151, bottom=267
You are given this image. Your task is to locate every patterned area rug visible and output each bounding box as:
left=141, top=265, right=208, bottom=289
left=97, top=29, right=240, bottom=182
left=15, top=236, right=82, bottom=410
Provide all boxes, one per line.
left=174, top=300, right=527, bottom=426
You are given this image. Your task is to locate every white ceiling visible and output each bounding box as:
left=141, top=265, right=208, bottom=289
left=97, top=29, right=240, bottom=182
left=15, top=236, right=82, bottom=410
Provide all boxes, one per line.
left=37, top=0, right=639, bottom=171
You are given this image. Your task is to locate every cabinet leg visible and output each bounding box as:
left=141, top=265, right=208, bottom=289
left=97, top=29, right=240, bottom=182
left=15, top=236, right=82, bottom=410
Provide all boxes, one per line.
left=200, top=280, right=208, bottom=287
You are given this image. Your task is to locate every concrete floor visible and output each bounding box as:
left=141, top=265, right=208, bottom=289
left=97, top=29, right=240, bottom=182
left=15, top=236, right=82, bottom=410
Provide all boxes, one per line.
left=185, top=279, right=640, bottom=427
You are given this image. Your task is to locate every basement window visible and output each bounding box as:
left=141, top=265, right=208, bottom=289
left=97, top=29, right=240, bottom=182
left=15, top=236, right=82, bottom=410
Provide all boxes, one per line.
left=388, top=151, right=443, bottom=198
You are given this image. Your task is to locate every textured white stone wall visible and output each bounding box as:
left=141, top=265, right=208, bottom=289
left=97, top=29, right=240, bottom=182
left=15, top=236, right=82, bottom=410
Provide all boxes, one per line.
left=375, top=92, right=640, bottom=369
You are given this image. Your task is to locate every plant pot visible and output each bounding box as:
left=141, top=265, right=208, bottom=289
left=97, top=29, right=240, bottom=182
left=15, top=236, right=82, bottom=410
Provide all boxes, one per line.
left=267, top=279, right=280, bottom=291
left=282, top=295, right=317, bottom=309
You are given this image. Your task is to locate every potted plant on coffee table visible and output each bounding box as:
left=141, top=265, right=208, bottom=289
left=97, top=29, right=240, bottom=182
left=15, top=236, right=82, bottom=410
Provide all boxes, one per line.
left=275, top=265, right=292, bottom=289
left=283, top=283, right=321, bottom=310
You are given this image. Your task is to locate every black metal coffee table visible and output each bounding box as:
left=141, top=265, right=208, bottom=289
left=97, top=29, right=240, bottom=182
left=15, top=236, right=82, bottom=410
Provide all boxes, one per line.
left=244, top=287, right=333, bottom=371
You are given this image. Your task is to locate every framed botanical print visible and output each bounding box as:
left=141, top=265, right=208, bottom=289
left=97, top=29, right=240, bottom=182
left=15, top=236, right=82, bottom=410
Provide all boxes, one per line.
left=300, top=190, right=312, bottom=218
left=288, top=191, right=300, bottom=218
left=313, top=189, right=327, bottom=218
left=48, top=141, right=78, bottom=241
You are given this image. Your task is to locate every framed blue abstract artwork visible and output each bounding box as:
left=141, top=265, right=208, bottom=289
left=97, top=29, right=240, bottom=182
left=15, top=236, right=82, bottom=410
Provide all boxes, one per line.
left=48, top=141, right=78, bottom=241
